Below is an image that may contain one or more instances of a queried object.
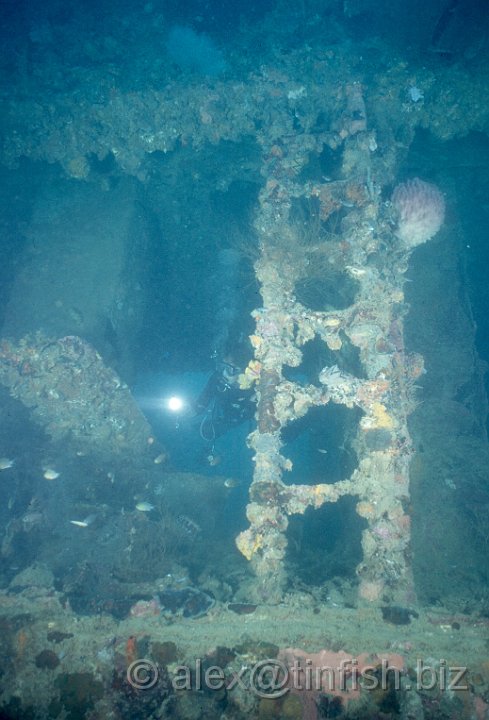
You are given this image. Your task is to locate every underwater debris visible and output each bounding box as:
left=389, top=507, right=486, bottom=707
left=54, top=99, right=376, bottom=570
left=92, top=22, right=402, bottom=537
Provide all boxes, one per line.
left=0, top=333, right=156, bottom=460
left=35, top=649, right=60, bottom=670
left=151, top=641, right=179, bottom=665
left=129, top=598, right=161, bottom=618
left=113, top=660, right=173, bottom=720
left=158, top=587, right=215, bottom=619
left=55, top=672, right=104, bottom=718
left=381, top=606, right=419, bottom=625
left=46, top=630, right=74, bottom=643
left=228, top=602, right=257, bottom=615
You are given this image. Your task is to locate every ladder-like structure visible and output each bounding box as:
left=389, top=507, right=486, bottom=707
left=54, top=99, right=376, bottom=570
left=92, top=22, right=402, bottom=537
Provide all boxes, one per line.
left=236, top=113, right=421, bottom=606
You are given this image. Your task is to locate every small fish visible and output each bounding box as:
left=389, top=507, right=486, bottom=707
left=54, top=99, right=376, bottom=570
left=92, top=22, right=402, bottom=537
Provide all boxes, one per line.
left=0, top=458, right=14, bottom=471
left=224, top=477, right=240, bottom=489
left=345, top=265, right=367, bottom=278
left=43, top=468, right=60, bottom=480
left=317, top=448, right=328, bottom=454
left=153, top=452, right=168, bottom=465
left=70, top=514, right=96, bottom=528
left=135, top=501, right=155, bottom=512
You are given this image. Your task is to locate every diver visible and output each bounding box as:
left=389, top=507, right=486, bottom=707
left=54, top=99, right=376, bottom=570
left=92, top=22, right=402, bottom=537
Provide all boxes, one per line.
left=194, top=354, right=255, bottom=465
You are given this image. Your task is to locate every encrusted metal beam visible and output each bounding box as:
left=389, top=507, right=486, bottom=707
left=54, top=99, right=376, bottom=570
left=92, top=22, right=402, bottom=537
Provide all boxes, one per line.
left=236, top=96, right=442, bottom=605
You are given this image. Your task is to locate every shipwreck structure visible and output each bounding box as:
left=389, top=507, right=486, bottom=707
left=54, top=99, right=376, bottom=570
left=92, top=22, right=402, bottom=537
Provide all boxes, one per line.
left=230, top=71, right=451, bottom=603
left=0, top=5, right=488, bottom=612
left=3, top=3, right=489, bottom=719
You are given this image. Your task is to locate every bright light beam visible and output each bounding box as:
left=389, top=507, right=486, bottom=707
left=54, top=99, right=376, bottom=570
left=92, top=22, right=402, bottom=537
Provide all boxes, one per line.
left=166, top=396, right=184, bottom=413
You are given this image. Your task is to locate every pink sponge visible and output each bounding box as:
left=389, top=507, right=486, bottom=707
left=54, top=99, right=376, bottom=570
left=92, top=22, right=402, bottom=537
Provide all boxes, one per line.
left=391, top=177, right=445, bottom=248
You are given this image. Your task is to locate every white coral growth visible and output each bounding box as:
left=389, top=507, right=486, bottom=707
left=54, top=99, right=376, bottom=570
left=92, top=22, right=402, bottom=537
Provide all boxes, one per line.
left=391, top=177, right=445, bottom=248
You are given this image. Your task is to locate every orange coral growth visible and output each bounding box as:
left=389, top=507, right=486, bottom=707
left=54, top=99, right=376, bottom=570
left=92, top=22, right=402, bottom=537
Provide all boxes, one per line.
left=361, top=402, right=395, bottom=430
left=278, top=647, right=405, bottom=718
left=356, top=501, right=377, bottom=520
left=125, top=636, right=138, bottom=666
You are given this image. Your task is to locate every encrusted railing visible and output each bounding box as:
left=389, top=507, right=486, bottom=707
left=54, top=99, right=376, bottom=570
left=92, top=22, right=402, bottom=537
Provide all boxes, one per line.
left=236, top=112, right=432, bottom=605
